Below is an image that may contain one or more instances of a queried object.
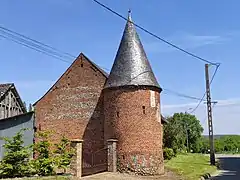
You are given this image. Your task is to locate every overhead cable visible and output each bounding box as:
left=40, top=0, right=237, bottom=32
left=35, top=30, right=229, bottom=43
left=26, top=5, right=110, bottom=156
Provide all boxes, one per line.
left=0, top=25, right=205, bottom=101
left=92, top=0, right=219, bottom=66
left=190, top=64, right=220, bottom=114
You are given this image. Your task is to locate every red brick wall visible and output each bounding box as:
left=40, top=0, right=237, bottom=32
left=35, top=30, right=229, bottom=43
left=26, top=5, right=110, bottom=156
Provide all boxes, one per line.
left=104, top=87, right=164, bottom=175
left=34, top=54, right=107, bottom=170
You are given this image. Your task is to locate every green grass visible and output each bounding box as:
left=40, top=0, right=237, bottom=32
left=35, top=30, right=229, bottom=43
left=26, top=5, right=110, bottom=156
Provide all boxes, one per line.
left=165, top=154, right=217, bottom=180
left=21, top=176, right=71, bottom=180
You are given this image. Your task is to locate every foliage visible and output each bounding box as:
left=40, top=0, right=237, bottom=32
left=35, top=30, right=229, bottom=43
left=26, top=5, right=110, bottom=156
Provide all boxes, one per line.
left=0, top=128, right=33, bottom=178
left=199, top=135, right=240, bottom=154
left=163, top=148, right=175, bottom=160
left=163, top=112, right=204, bottom=153
left=198, top=136, right=210, bottom=154
left=54, top=136, right=75, bottom=173
left=32, top=131, right=75, bottom=176
left=0, top=129, right=75, bottom=178
left=31, top=131, right=55, bottom=176
left=165, top=154, right=217, bottom=180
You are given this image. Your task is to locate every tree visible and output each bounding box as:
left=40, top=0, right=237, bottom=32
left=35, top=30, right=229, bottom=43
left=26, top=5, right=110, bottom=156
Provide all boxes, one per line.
left=221, top=136, right=239, bottom=152
left=32, top=131, right=55, bottom=176
left=163, top=116, right=186, bottom=153
left=0, top=128, right=32, bottom=178
left=28, top=103, right=33, bottom=112
left=23, top=101, right=27, bottom=110
left=0, top=130, right=75, bottom=178
left=54, top=136, right=75, bottom=173
left=163, top=112, right=204, bottom=153
left=198, top=137, right=210, bottom=153
left=32, top=131, right=75, bottom=176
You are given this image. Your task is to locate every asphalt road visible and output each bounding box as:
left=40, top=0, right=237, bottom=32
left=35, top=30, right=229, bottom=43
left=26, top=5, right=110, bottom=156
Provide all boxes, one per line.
left=211, top=154, right=240, bottom=180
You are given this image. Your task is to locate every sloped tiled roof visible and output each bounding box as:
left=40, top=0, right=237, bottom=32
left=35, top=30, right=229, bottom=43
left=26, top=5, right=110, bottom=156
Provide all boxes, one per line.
left=0, top=83, right=27, bottom=113
left=0, top=83, right=13, bottom=97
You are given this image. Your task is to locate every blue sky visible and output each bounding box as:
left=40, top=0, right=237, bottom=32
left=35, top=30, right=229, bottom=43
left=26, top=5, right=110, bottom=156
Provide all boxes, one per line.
left=0, top=0, right=240, bottom=134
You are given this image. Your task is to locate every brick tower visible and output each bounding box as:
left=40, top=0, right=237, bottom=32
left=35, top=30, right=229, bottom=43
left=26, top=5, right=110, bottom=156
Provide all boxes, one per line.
left=104, top=12, right=164, bottom=175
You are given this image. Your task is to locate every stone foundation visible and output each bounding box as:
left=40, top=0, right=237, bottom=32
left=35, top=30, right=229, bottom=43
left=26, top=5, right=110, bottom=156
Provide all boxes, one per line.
left=117, top=151, right=164, bottom=175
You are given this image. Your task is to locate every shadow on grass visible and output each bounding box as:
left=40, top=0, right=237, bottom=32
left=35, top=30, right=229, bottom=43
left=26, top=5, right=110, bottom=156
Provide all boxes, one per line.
left=212, top=157, right=240, bottom=180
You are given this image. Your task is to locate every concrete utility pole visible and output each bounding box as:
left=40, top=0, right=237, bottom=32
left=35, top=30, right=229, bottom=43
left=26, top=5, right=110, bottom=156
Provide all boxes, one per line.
left=205, top=64, right=215, bottom=165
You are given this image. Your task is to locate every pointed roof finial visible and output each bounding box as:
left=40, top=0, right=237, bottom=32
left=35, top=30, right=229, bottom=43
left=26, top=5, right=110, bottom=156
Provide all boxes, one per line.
left=128, top=9, right=132, bottom=22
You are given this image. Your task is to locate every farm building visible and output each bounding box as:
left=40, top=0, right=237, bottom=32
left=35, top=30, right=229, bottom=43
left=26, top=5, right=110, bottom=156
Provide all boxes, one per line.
left=34, top=13, right=164, bottom=175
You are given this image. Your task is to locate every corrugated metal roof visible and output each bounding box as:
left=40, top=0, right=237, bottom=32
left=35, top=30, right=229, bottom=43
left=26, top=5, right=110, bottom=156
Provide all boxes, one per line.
left=104, top=13, right=160, bottom=89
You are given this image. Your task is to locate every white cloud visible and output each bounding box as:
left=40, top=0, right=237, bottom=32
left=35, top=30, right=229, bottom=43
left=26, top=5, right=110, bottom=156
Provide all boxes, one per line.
left=144, top=32, right=228, bottom=53
left=162, top=98, right=240, bottom=135
left=162, top=102, right=199, bottom=109
left=162, top=98, right=240, bottom=109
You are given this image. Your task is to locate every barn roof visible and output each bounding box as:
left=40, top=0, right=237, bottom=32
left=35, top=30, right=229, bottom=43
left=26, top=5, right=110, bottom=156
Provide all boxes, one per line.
left=104, top=12, right=160, bottom=90
left=0, top=83, right=13, bottom=98
left=0, top=83, right=27, bottom=113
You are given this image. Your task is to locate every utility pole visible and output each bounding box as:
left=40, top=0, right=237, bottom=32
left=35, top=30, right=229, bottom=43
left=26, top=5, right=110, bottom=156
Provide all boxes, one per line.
left=180, top=114, right=189, bottom=153
left=184, top=111, right=190, bottom=153
left=185, top=122, right=189, bottom=153
left=184, top=108, right=192, bottom=153
left=205, top=64, right=215, bottom=165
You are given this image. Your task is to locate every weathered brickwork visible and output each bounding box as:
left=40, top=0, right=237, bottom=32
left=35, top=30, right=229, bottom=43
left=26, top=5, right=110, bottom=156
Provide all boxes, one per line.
left=34, top=53, right=107, bottom=173
left=34, top=52, right=164, bottom=176
left=104, top=86, right=164, bottom=175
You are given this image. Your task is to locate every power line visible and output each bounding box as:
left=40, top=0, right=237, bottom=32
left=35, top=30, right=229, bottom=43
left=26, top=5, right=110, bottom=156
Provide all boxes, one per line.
left=0, top=29, right=72, bottom=61
left=190, top=64, right=220, bottom=114
left=0, top=26, right=75, bottom=59
left=0, top=25, right=204, bottom=101
left=162, top=88, right=203, bottom=101
left=92, top=0, right=219, bottom=66
left=0, top=26, right=111, bottom=71
left=0, top=34, right=71, bottom=63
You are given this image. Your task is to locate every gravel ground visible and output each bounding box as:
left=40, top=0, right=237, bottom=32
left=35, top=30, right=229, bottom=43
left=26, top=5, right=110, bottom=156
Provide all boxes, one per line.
left=81, top=170, right=182, bottom=180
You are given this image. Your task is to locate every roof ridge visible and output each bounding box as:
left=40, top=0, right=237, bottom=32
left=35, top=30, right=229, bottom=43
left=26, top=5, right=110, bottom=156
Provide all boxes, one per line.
left=33, top=52, right=108, bottom=105
left=80, top=53, right=108, bottom=78
left=0, top=83, right=27, bottom=113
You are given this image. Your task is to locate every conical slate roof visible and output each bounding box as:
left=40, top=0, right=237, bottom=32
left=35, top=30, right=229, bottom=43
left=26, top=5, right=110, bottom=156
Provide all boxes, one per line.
left=104, top=12, right=160, bottom=89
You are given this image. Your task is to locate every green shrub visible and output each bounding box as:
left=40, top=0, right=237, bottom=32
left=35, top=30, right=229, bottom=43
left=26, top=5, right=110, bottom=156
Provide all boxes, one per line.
left=32, top=131, right=55, bottom=176
left=54, top=136, right=75, bottom=173
left=32, top=131, right=75, bottom=176
left=176, top=148, right=187, bottom=155
left=163, top=148, right=175, bottom=160
left=0, top=128, right=33, bottom=178
left=0, top=129, right=75, bottom=178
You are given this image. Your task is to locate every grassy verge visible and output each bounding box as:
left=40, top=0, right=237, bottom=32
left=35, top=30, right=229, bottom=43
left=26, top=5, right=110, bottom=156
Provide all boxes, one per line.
left=165, top=153, right=217, bottom=180
left=21, top=176, right=71, bottom=180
